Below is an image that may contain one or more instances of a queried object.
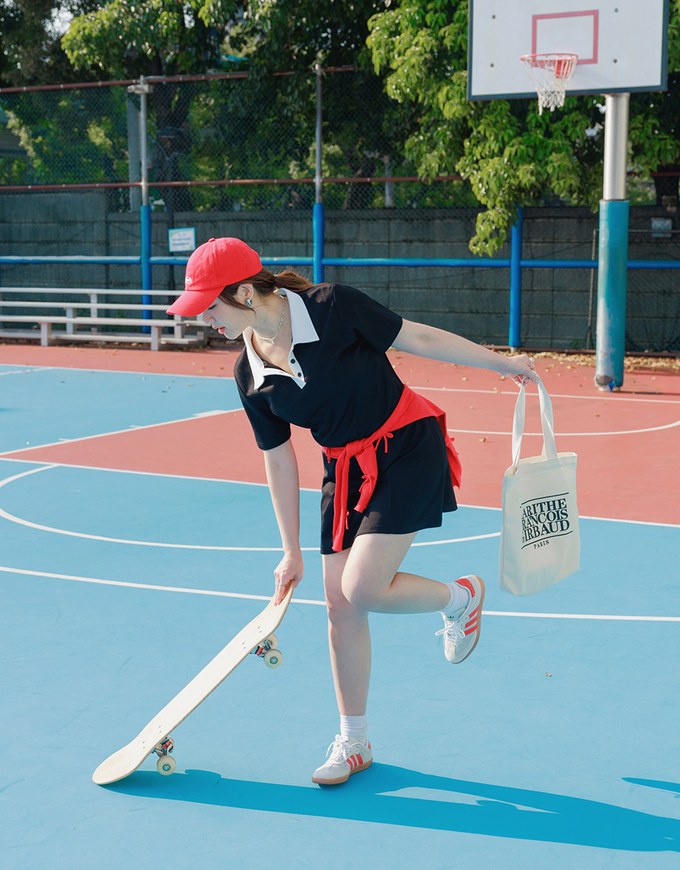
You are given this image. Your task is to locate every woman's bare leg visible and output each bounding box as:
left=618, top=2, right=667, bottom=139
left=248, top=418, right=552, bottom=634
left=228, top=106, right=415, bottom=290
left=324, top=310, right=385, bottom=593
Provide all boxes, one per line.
left=322, top=533, right=454, bottom=715
left=322, top=548, right=371, bottom=715
left=341, top=532, right=451, bottom=613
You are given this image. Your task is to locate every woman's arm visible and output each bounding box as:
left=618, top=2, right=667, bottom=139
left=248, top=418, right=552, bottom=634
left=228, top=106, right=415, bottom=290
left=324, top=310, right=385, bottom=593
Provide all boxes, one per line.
left=392, top=318, right=538, bottom=381
left=263, top=437, right=304, bottom=603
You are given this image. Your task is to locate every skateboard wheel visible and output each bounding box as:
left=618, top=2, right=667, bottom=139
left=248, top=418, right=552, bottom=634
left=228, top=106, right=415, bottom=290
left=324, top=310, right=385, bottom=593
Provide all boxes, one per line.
left=157, top=755, right=177, bottom=776
left=265, top=633, right=278, bottom=649
left=263, top=648, right=283, bottom=669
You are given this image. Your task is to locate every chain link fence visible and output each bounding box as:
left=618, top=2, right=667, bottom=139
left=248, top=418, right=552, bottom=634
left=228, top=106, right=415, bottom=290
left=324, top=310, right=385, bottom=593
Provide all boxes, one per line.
left=0, top=68, right=678, bottom=352
left=0, top=70, right=475, bottom=209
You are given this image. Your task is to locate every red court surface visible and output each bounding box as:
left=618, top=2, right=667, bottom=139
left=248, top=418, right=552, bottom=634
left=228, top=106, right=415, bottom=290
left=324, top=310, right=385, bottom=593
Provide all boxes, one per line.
left=2, top=344, right=679, bottom=525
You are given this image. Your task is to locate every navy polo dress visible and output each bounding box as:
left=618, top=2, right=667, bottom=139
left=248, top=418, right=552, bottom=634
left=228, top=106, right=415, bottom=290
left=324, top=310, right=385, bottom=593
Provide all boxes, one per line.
left=234, top=283, right=457, bottom=553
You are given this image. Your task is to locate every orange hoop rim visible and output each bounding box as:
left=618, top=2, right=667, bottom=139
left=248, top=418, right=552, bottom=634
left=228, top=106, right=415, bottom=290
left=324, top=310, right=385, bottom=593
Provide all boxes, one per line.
left=520, top=53, right=579, bottom=80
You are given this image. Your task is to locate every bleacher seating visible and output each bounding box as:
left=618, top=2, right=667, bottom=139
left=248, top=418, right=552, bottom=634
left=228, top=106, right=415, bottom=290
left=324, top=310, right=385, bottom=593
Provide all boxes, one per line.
left=0, top=288, right=207, bottom=351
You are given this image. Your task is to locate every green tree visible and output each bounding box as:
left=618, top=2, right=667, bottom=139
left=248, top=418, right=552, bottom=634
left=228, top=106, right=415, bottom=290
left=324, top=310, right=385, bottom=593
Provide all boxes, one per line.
left=368, top=0, right=680, bottom=254
left=61, top=0, right=421, bottom=211
left=0, top=85, right=129, bottom=186
left=0, top=2, right=103, bottom=87
left=61, top=0, right=235, bottom=78
left=0, top=3, right=124, bottom=190
left=232, top=0, right=411, bottom=209
left=61, top=2, right=241, bottom=211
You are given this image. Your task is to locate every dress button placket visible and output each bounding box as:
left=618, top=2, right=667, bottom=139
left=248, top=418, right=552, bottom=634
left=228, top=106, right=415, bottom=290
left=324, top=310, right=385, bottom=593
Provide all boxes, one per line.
left=288, top=349, right=305, bottom=386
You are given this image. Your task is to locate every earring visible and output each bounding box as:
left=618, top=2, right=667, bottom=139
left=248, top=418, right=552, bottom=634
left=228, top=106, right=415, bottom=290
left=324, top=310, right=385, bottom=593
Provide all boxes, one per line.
left=246, top=298, right=253, bottom=308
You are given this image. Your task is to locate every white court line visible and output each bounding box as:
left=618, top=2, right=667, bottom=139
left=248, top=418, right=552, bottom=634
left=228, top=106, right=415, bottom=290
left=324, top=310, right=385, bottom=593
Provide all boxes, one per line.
left=0, top=367, right=53, bottom=376
left=2, top=459, right=679, bottom=529
left=0, top=455, right=317, bottom=490
left=0, top=464, right=497, bottom=550
left=447, top=420, right=680, bottom=437
left=1, top=459, right=679, bottom=529
left=4, top=362, right=680, bottom=404
left=0, top=503, right=499, bottom=550
left=413, top=384, right=680, bottom=405
left=0, top=364, right=202, bottom=379
left=0, top=565, right=325, bottom=606
left=456, top=501, right=680, bottom=529
left=1, top=565, right=678, bottom=622
left=0, top=409, right=238, bottom=458
left=2, top=397, right=676, bottom=454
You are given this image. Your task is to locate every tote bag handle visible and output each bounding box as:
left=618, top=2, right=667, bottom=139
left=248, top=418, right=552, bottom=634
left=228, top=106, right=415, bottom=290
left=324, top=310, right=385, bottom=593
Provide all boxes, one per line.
left=511, top=375, right=558, bottom=471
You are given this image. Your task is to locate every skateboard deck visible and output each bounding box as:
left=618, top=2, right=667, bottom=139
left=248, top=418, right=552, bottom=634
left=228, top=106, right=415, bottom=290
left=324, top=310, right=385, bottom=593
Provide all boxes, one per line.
left=92, top=586, right=293, bottom=785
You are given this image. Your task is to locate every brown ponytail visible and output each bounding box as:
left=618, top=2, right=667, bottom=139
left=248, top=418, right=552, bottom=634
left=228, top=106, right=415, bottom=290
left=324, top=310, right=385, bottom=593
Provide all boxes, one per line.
left=218, top=268, right=315, bottom=311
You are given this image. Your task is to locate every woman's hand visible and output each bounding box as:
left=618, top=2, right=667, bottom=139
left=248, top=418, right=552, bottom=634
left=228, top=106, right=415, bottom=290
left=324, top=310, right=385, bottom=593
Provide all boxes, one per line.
left=273, top=548, right=304, bottom=604
left=500, top=353, right=539, bottom=385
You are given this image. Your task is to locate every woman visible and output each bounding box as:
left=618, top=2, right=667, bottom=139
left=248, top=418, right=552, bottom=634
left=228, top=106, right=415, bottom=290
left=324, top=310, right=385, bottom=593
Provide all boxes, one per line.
left=167, top=237, right=538, bottom=786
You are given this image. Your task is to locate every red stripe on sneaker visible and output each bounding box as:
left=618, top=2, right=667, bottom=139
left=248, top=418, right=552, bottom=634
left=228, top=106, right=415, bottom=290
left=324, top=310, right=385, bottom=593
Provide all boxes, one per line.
left=357, top=754, right=364, bottom=766
left=457, top=577, right=476, bottom=597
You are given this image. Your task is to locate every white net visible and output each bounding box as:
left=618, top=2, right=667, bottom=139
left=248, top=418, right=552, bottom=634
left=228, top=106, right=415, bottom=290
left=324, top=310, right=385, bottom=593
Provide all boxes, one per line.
left=520, top=54, right=578, bottom=115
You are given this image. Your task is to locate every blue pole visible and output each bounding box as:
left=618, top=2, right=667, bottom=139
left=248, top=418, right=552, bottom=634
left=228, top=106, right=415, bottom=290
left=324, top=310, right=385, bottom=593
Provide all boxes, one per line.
left=313, top=202, right=325, bottom=284
left=140, top=203, right=152, bottom=323
left=595, top=199, right=629, bottom=389
left=313, top=64, right=324, bottom=285
left=508, top=206, right=524, bottom=349
left=595, top=92, right=630, bottom=391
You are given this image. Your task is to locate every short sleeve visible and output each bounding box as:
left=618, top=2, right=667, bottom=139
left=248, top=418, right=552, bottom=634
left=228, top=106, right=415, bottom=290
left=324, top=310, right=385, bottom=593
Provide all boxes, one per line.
left=236, top=382, right=291, bottom=451
left=333, top=283, right=403, bottom=352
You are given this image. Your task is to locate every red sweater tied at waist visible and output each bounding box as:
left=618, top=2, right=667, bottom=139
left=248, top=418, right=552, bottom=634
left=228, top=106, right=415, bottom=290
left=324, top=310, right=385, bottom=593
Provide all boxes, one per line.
left=322, top=384, right=462, bottom=552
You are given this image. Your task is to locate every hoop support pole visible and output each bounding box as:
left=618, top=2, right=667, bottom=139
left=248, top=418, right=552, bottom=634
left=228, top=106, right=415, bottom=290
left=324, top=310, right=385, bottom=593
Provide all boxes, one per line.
left=603, top=92, right=630, bottom=200
left=509, top=206, right=524, bottom=350
left=595, top=92, right=630, bottom=391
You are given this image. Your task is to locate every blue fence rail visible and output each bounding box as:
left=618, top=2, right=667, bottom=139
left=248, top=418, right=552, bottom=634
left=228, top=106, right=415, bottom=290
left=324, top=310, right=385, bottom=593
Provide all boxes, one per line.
left=1, top=206, right=679, bottom=350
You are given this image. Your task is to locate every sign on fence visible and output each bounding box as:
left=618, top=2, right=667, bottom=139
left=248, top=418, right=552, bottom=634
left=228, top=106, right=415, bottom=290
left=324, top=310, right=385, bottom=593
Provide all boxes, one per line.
left=168, top=227, right=196, bottom=253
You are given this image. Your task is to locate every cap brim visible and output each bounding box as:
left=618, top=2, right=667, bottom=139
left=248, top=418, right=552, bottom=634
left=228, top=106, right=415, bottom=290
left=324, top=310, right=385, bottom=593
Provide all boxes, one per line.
left=166, top=287, right=221, bottom=317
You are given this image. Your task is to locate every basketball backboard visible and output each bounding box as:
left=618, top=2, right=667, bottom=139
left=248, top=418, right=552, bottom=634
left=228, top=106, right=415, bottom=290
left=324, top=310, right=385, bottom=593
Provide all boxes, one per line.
left=468, top=0, right=669, bottom=101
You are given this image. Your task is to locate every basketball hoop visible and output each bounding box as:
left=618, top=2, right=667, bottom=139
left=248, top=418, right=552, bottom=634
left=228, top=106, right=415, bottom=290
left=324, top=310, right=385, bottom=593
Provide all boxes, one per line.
left=520, top=53, right=578, bottom=114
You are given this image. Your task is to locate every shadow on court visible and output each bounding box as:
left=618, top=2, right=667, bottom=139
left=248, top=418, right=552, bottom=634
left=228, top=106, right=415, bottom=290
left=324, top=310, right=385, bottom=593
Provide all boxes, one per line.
left=623, top=778, right=680, bottom=797
left=105, top=765, right=680, bottom=851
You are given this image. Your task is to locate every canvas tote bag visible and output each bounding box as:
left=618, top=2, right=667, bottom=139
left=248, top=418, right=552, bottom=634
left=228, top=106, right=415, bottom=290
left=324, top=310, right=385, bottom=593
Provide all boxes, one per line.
left=499, top=376, right=580, bottom=595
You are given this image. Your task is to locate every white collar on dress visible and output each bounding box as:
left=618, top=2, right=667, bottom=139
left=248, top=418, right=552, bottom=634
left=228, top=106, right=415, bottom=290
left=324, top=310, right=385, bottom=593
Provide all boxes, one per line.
left=242, top=288, right=319, bottom=389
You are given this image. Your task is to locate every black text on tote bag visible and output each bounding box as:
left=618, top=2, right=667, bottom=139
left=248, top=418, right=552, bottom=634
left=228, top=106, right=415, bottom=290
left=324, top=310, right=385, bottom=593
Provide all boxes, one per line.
left=499, top=377, right=580, bottom=595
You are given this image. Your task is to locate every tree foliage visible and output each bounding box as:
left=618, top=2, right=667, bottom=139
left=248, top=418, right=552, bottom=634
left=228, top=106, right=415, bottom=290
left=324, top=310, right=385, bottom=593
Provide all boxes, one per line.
left=0, top=1, right=102, bottom=86
left=61, top=1, right=237, bottom=77
left=58, top=0, right=416, bottom=211
left=0, top=3, right=127, bottom=191
left=368, top=0, right=680, bottom=254
left=4, top=0, right=676, bottom=233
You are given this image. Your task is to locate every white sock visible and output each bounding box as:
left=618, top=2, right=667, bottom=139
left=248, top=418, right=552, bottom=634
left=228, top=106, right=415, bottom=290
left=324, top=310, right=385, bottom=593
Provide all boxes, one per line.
left=443, top=580, right=471, bottom=616
left=340, top=714, right=368, bottom=744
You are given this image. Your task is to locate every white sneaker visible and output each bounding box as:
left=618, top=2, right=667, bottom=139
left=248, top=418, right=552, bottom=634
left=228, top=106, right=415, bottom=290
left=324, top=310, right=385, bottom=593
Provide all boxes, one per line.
left=435, top=575, right=485, bottom=663
left=311, top=735, right=373, bottom=786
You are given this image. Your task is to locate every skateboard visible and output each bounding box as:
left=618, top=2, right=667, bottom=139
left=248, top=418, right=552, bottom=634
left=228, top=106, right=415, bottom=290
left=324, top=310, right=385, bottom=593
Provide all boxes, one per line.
left=92, top=586, right=294, bottom=785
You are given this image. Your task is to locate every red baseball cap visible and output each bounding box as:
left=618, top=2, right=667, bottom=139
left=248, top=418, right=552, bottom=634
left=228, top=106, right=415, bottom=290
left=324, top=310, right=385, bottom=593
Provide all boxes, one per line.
left=166, top=237, right=262, bottom=316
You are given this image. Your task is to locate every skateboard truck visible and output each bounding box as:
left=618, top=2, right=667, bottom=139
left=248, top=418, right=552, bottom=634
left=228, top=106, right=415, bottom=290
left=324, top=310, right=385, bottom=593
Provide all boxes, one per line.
left=250, top=633, right=282, bottom=669
left=153, top=737, right=177, bottom=776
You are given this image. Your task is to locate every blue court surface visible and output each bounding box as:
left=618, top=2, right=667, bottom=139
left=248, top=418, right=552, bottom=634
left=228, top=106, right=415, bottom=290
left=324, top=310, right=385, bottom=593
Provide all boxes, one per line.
left=1, top=361, right=679, bottom=869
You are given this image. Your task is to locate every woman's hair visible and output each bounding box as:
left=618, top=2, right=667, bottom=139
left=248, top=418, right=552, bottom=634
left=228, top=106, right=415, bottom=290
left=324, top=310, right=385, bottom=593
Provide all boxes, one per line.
left=218, top=269, right=314, bottom=310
